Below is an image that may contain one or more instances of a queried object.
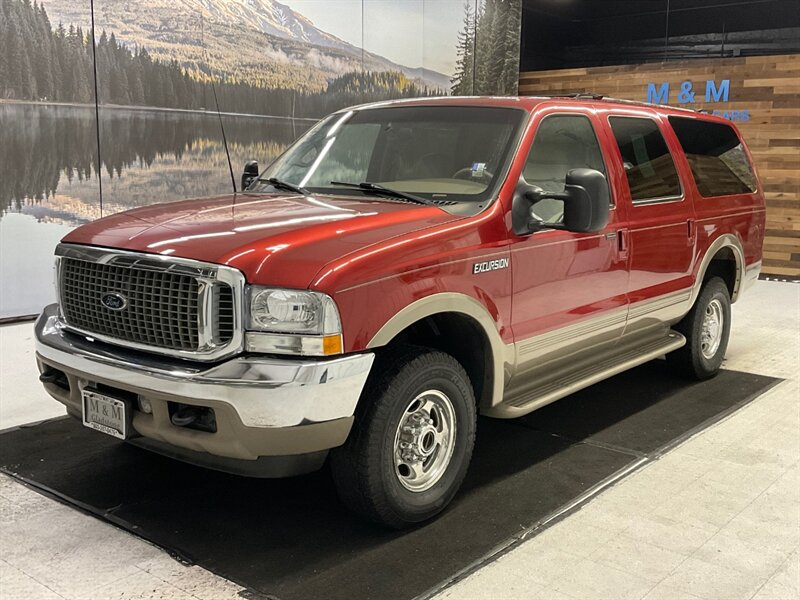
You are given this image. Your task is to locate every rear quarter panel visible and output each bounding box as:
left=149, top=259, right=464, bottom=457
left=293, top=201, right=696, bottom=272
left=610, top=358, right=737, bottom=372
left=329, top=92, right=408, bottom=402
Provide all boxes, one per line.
left=671, top=115, right=766, bottom=286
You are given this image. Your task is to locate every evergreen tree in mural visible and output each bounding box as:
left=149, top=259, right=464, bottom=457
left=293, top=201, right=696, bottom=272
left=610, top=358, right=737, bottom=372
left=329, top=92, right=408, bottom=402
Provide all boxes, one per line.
left=451, top=0, right=522, bottom=96
left=0, top=0, right=437, bottom=117
left=451, top=1, right=476, bottom=95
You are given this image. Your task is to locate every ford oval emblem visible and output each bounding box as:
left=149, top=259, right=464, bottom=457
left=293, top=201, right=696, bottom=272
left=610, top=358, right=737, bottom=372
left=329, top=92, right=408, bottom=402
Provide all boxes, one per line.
left=100, top=292, right=127, bottom=311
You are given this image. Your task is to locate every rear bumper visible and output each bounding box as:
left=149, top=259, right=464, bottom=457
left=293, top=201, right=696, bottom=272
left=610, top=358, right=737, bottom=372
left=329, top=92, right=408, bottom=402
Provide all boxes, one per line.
left=35, top=304, right=374, bottom=475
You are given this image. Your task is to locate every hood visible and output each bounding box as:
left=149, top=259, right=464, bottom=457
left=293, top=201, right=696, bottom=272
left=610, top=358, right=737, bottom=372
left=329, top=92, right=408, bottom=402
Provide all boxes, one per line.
left=62, top=193, right=461, bottom=289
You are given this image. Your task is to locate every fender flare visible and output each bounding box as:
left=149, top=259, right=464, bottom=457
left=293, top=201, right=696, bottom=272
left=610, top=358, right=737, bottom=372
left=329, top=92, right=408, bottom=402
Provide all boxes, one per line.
left=690, top=234, right=745, bottom=306
left=367, top=293, right=509, bottom=407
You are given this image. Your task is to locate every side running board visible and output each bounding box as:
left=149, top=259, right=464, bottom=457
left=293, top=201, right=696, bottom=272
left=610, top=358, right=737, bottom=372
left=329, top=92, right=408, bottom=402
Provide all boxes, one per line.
left=488, top=331, right=687, bottom=419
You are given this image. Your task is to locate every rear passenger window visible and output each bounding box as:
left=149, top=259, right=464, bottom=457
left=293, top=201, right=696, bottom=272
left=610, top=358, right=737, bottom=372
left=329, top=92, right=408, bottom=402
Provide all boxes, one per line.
left=668, top=116, right=757, bottom=197
left=609, top=117, right=682, bottom=203
left=523, top=114, right=608, bottom=223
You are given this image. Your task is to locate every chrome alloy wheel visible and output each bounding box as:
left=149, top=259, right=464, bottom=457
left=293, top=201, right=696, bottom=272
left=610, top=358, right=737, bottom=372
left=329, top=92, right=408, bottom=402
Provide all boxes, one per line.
left=701, top=298, right=724, bottom=359
left=393, top=390, right=457, bottom=492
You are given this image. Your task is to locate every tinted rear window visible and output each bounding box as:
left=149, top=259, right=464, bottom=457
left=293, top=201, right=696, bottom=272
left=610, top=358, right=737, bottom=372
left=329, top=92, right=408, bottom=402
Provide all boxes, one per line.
left=609, top=117, right=682, bottom=202
left=668, top=117, right=757, bottom=197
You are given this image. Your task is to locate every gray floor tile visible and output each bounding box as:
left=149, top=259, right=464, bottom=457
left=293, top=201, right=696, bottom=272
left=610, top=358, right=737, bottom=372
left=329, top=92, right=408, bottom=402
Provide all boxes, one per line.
left=618, top=513, right=718, bottom=556
left=441, top=566, right=546, bottom=600
left=550, top=558, right=653, bottom=600
left=641, top=581, right=702, bottom=600
left=692, top=532, right=789, bottom=579
left=499, top=548, right=585, bottom=588
left=659, top=556, right=768, bottom=600
left=751, top=552, right=799, bottom=600
left=590, top=534, right=688, bottom=583
left=0, top=559, right=64, bottom=599
left=92, top=569, right=196, bottom=600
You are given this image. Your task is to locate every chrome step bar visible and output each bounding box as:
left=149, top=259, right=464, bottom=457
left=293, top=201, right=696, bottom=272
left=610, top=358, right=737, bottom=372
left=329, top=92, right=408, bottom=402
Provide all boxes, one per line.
left=487, top=331, right=687, bottom=419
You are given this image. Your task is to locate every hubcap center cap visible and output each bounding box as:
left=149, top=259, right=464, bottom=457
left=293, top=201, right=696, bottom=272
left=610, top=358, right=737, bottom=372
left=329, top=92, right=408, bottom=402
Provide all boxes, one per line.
left=419, top=427, right=437, bottom=455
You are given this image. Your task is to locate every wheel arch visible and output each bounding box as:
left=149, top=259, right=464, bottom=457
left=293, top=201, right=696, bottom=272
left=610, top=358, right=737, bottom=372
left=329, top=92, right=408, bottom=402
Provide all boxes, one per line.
left=691, top=234, right=745, bottom=306
left=367, top=293, right=508, bottom=409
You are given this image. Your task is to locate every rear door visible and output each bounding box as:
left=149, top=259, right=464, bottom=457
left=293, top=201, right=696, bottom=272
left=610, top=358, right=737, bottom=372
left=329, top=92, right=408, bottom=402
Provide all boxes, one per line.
left=602, top=109, right=696, bottom=337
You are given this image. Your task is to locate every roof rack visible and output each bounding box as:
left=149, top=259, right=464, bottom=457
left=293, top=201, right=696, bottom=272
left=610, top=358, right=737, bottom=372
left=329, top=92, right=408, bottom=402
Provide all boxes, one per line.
left=545, top=92, right=605, bottom=100
left=539, top=93, right=704, bottom=114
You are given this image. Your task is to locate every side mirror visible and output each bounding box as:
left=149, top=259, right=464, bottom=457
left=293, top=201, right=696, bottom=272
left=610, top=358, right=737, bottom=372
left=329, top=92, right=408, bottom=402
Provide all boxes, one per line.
left=512, top=168, right=610, bottom=235
left=561, top=168, right=610, bottom=233
left=241, top=160, right=259, bottom=191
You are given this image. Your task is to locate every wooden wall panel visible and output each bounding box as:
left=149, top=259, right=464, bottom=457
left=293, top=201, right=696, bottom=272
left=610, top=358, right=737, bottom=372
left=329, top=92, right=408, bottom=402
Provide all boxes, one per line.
left=519, top=54, right=800, bottom=277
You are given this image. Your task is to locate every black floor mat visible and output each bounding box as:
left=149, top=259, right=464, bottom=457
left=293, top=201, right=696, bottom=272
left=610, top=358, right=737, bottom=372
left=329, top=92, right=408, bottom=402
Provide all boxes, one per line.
left=0, top=363, right=779, bottom=600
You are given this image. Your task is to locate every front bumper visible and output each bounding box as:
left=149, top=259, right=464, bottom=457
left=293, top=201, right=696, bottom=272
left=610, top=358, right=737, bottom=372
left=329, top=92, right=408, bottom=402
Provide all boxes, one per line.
left=34, top=304, right=374, bottom=475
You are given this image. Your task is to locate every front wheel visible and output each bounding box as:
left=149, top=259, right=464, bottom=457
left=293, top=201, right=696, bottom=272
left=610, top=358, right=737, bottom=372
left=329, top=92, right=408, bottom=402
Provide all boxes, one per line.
left=667, top=277, right=731, bottom=380
left=330, top=346, right=476, bottom=529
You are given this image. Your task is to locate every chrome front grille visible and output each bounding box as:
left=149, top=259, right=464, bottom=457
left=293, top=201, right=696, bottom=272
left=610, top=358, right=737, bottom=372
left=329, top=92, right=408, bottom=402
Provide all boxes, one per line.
left=61, top=258, right=202, bottom=351
left=56, top=245, right=244, bottom=360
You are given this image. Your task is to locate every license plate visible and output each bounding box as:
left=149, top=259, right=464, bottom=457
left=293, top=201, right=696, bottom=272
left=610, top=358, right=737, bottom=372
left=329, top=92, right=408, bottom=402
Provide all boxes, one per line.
left=82, top=389, right=128, bottom=440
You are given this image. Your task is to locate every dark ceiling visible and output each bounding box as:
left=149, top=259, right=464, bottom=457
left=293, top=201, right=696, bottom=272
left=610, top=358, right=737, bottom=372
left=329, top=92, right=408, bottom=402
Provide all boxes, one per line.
left=522, top=0, right=800, bottom=26
left=520, top=0, right=800, bottom=71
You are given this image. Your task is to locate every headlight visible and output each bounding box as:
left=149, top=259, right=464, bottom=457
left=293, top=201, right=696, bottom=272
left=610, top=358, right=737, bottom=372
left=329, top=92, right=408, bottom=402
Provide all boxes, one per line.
left=247, top=288, right=340, bottom=334
left=245, top=287, right=343, bottom=356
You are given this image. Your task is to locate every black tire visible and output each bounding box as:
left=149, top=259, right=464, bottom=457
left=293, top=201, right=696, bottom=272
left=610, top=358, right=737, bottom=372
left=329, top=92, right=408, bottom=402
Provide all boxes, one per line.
left=330, top=345, right=476, bottom=529
left=667, top=277, right=731, bottom=380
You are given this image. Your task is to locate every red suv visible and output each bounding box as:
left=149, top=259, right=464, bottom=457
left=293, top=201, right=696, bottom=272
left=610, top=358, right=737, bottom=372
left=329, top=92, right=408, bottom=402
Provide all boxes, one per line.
left=35, top=96, right=765, bottom=527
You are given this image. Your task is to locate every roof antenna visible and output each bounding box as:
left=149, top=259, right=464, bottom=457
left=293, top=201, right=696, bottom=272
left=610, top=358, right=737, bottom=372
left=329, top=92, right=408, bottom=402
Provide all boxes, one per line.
left=210, top=79, right=237, bottom=194
left=202, top=14, right=237, bottom=194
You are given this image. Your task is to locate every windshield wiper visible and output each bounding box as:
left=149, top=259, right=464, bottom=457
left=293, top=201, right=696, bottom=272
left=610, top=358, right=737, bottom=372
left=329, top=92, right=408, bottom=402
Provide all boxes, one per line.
left=258, top=177, right=310, bottom=196
left=330, top=181, right=435, bottom=206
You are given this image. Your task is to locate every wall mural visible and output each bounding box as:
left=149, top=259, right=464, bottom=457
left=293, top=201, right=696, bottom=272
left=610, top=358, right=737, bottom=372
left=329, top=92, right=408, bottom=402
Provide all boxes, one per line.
left=0, top=0, right=523, bottom=319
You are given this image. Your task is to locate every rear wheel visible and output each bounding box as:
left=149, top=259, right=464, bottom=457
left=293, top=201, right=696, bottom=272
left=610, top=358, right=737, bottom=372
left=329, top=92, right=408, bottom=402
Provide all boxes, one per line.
left=667, top=277, right=731, bottom=380
left=330, top=346, right=476, bottom=529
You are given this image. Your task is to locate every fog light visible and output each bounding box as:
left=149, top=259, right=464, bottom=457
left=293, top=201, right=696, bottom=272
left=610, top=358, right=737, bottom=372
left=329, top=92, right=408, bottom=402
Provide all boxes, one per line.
left=138, top=398, right=153, bottom=414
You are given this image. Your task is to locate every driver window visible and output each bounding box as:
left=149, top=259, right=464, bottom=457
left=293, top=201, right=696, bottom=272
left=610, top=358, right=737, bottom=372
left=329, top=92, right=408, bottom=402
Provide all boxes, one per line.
left=523, top=114, right=608, bottom=224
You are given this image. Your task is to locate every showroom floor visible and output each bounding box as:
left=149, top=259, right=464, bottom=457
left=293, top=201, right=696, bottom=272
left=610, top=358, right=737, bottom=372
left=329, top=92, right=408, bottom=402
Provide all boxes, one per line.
left=0, top=280, right=798, bottom=600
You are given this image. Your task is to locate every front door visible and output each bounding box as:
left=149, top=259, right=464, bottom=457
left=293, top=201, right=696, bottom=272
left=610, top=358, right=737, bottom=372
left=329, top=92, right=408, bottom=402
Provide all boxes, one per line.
left=506, top=108, right=630, bottom=398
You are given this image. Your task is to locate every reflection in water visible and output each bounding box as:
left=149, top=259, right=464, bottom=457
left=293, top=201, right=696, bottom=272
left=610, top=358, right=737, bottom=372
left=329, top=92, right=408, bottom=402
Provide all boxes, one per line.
left=0, top=103, right=310, bottom=224
left=0, top=103, right=311, bottom=318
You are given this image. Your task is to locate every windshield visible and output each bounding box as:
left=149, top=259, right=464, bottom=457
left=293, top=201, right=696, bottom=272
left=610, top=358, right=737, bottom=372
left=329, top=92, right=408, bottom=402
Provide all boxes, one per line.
left=251, top=105, right=525, bottom=208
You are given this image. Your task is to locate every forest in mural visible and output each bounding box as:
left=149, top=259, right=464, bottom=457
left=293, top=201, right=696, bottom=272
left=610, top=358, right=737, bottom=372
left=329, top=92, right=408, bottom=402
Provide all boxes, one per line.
left=452, top=0, right=522, bottom=95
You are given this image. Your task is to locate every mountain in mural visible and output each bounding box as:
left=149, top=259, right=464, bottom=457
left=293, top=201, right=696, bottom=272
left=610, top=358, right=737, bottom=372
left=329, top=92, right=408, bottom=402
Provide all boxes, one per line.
left=188, top=0, right=357, bottom=51
left=39, top=0, right=451, bottom=92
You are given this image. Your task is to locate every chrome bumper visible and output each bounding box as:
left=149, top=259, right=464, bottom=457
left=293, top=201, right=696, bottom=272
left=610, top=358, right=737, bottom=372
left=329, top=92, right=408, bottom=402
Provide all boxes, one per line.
left=35, top=304, right=374, bottom=429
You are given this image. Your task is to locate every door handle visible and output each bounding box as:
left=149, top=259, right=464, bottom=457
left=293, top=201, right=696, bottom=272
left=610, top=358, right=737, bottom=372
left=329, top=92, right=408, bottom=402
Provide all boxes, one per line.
left=617, top=229, right=629, bottom=259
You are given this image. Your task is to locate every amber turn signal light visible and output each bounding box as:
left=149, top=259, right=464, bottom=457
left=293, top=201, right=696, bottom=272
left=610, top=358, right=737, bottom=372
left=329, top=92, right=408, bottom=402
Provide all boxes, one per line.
left=322, top=334, right=343, bottom=355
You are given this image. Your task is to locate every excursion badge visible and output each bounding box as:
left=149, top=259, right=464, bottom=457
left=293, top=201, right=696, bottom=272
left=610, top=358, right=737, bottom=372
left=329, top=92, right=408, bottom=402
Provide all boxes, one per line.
left=473, top=258, right=509, bottom=274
